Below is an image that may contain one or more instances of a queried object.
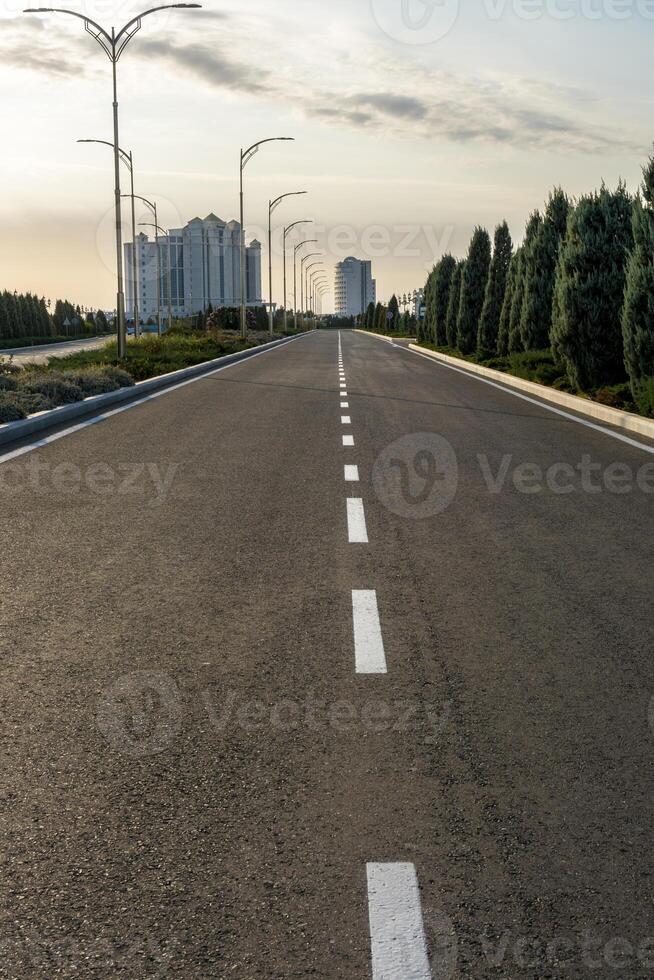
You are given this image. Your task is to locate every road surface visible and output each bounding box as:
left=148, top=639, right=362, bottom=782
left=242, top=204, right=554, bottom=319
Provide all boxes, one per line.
left=1, top=330, right=653, bottom=978
left=0, top=336, right=111, bottom=364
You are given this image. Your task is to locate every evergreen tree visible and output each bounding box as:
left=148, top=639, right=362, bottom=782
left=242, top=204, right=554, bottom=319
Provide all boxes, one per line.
left=38, top=297, right=53, bottom=337
left=520, top=189, right=570, bottom=350
left=388, top=294, right=400, bottom=332
left=445, top=261, right=465, bottom=348
left=421, top=267, right=437, bottom=342
left=509, top=213, right=541, bottom=353
left=5, top=292, right=20, bottom=338
left=365, top=301, right=375, bottom=330
left=96, top=309, right=109, bottom=332
left=457, top=227, right=491, bottom=353
left=551, top=183, right=633, bottom=390
left=622, top=152, right=654, bottom=412
left=0, top=293, right=9, bottom=339
left=478, top=221, right=513, bottom=357
left=433, top=254, right=457, bottom=346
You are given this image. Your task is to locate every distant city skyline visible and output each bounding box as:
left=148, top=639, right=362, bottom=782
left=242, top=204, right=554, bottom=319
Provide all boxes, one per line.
left=1, top=0, right=652, bottom=312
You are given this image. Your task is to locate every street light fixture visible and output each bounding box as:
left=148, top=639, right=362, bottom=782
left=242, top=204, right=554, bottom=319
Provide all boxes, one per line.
left=300, top=252, right=322, bottom=325
left=129, top=194, right=161, bottom=336
left=140, top=221, right=173, bottom=333
left=239, top=137, right=294, bottom=340
left=283, top=220, right=312, bottom=332
left=304, top=260, right=323, bottom=323
left=268, top=192, right=307, bottom=336
left=25, top=4, right=202, bottom=359
left=293, top=239, right=317, bottom=331
left=78, top=138, right=140, bottom=337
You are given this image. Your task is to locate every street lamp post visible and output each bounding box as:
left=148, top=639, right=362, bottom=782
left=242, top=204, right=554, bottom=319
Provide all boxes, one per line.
left=303, top=259, right=323, bottom=328
left=283, top=220, right=311, bottom=332
left=268, top=192, right=307, bottom=336
left=140, top=221, right=173, bottom=333
left=130, top=194, right=161, bottom=336
left=239, top=137, right=294, bottom=341
left=293, top=240, right=317, bottom=331
left=310, top=274, right=327, bottom=321
left=25, top=4, right=201, bottom=359
left=78, top=138, right=140, bottom=338
left=300, top=252, right=321, bottom=327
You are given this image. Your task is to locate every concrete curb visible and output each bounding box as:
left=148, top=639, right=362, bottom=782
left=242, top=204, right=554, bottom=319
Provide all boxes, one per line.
left=355, top=330, right=416, bottom=344
left=0, top=333, right=309, bottom=448
left=405, top=343, right=654, bottom=440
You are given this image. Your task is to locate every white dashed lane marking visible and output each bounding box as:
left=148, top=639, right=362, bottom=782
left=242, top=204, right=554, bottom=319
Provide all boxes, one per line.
left=343, top=435, right=355, bottom=447
left=347, top=498, right=369, bottom=543
left=344, top=465, right=359, bottom=482
left=366, top=863, right=431, bottom=980
left=352, top=590, right=387, bottom=674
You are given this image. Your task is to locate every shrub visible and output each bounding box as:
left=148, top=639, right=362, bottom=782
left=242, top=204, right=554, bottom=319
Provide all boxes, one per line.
left=0, top=394, right=26, bottom=423
left=635, top=376, right=654, bottom=417
left=101, top=366, right=135, bottom=387
left=62, top=370, right=120, bottom=396
left=0, top=375, right=19, bottom=391
left=22, top=372, right=84, bottom=404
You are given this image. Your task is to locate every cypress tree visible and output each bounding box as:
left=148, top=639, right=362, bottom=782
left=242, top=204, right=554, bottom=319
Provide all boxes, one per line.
left=622, top=152, right=654, bottom=412
left=96, top=309, right=109, bottom=333
left=365, top=301, right=375, bottom=330
left=509, top=212, right=541, bottom=353
left=457, top=227, right=492, bottom=353
left=433, top=254, right=457, bottom=346
left=520, top=189, right=570, bottom=350
left=0, top=293, right=8, bottom=340
left=445, top=261, right=465, bottom=348
left=478, top=221, right=513, bottom=357
left=497, top=251, right=519, bottom=356
left=422, top=267, right=437, bottom=343
left=388, top=294, right=400, bottom=332
left=551, top=183, right=633, bottom=390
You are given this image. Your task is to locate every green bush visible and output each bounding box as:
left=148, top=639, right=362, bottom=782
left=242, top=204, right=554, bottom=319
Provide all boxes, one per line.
left=0, top=394, right=26, bottom=423
left=635, top=376, right=654, bottom=417
left=61, top=370, right=120, bottom=396
left=22, top=373, right=84, bottom=404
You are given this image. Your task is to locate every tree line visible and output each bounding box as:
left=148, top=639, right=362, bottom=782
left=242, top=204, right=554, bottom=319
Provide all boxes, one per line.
left=0, top=291, right=111, bottom=342
left=361, top=294, right=417, bottom=335
left=419, top=151, right=654, bottom=416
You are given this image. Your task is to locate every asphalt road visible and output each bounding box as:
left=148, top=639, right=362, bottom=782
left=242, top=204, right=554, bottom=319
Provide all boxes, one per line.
left=1, top=336, right=110, bottom=364
left=1, top=330, right=653, bottom=978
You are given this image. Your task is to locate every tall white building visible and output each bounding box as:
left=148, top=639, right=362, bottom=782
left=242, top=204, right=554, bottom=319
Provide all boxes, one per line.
left=334, top=257, right=376, bottom=317
left=125, top=213, right=262, bottom=322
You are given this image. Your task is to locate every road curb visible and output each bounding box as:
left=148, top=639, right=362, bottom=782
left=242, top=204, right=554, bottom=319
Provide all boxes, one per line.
left=0, top=333, right=309, bottom=448
left=404, top=344, right=654, bottom=440
left=357, top=330, right=654, bottom=441
left=355, top=330, right=416, bottom=344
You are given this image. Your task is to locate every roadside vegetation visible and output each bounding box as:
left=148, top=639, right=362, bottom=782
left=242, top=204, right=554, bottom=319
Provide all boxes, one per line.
left=0, top=317, right=304, bottom=423
left=359, top=149, right=654, bottom=419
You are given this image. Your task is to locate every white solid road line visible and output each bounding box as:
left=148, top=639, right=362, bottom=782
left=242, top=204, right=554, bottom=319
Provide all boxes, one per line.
left=352, top=590, right=387, bottom=674
left=367, top=863, right=431, bottom=980
left=344, top=465, right=360, bottom=482
left=343, top=435, right=355, bottom=447
left=401, top=344, right=654, bottom=457
left=341, top=416, right=352, bottom=425
left=0, top=333, right=307, bottom=467
left=347, top=498, right=369, bottom=543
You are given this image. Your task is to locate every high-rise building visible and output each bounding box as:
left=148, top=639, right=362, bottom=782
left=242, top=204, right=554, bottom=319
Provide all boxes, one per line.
left=334, top=257, right=376, bottom=317
left=124, top=213, right=263, bottom=322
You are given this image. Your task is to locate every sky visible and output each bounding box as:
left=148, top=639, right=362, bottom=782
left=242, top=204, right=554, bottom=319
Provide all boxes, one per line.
left=1, top=0, right=653, bottom=311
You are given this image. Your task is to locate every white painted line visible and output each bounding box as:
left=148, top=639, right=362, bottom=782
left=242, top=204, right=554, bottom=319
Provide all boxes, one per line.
left=352, top=590, right=386, bottom=674
left=343, top=435, right=355, bottom=447
left=344, top=465, right=359, bottom=482
left=341, top=402, right=349, bottom=409
left=341, top=415, right=351, bottom=425
left=347, top=498, right=369, bottom=543
left=0, top=334, right=307, bottom=467
left=402, top=345, right=654, bottom=458
left=340, top=384, right=347, bottom=389
left=367, top=863, right=431, bottom=979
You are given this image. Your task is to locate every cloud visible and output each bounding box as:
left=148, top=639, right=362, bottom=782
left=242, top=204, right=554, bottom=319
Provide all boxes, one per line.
left=2, top=10, right=639, bottom=155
